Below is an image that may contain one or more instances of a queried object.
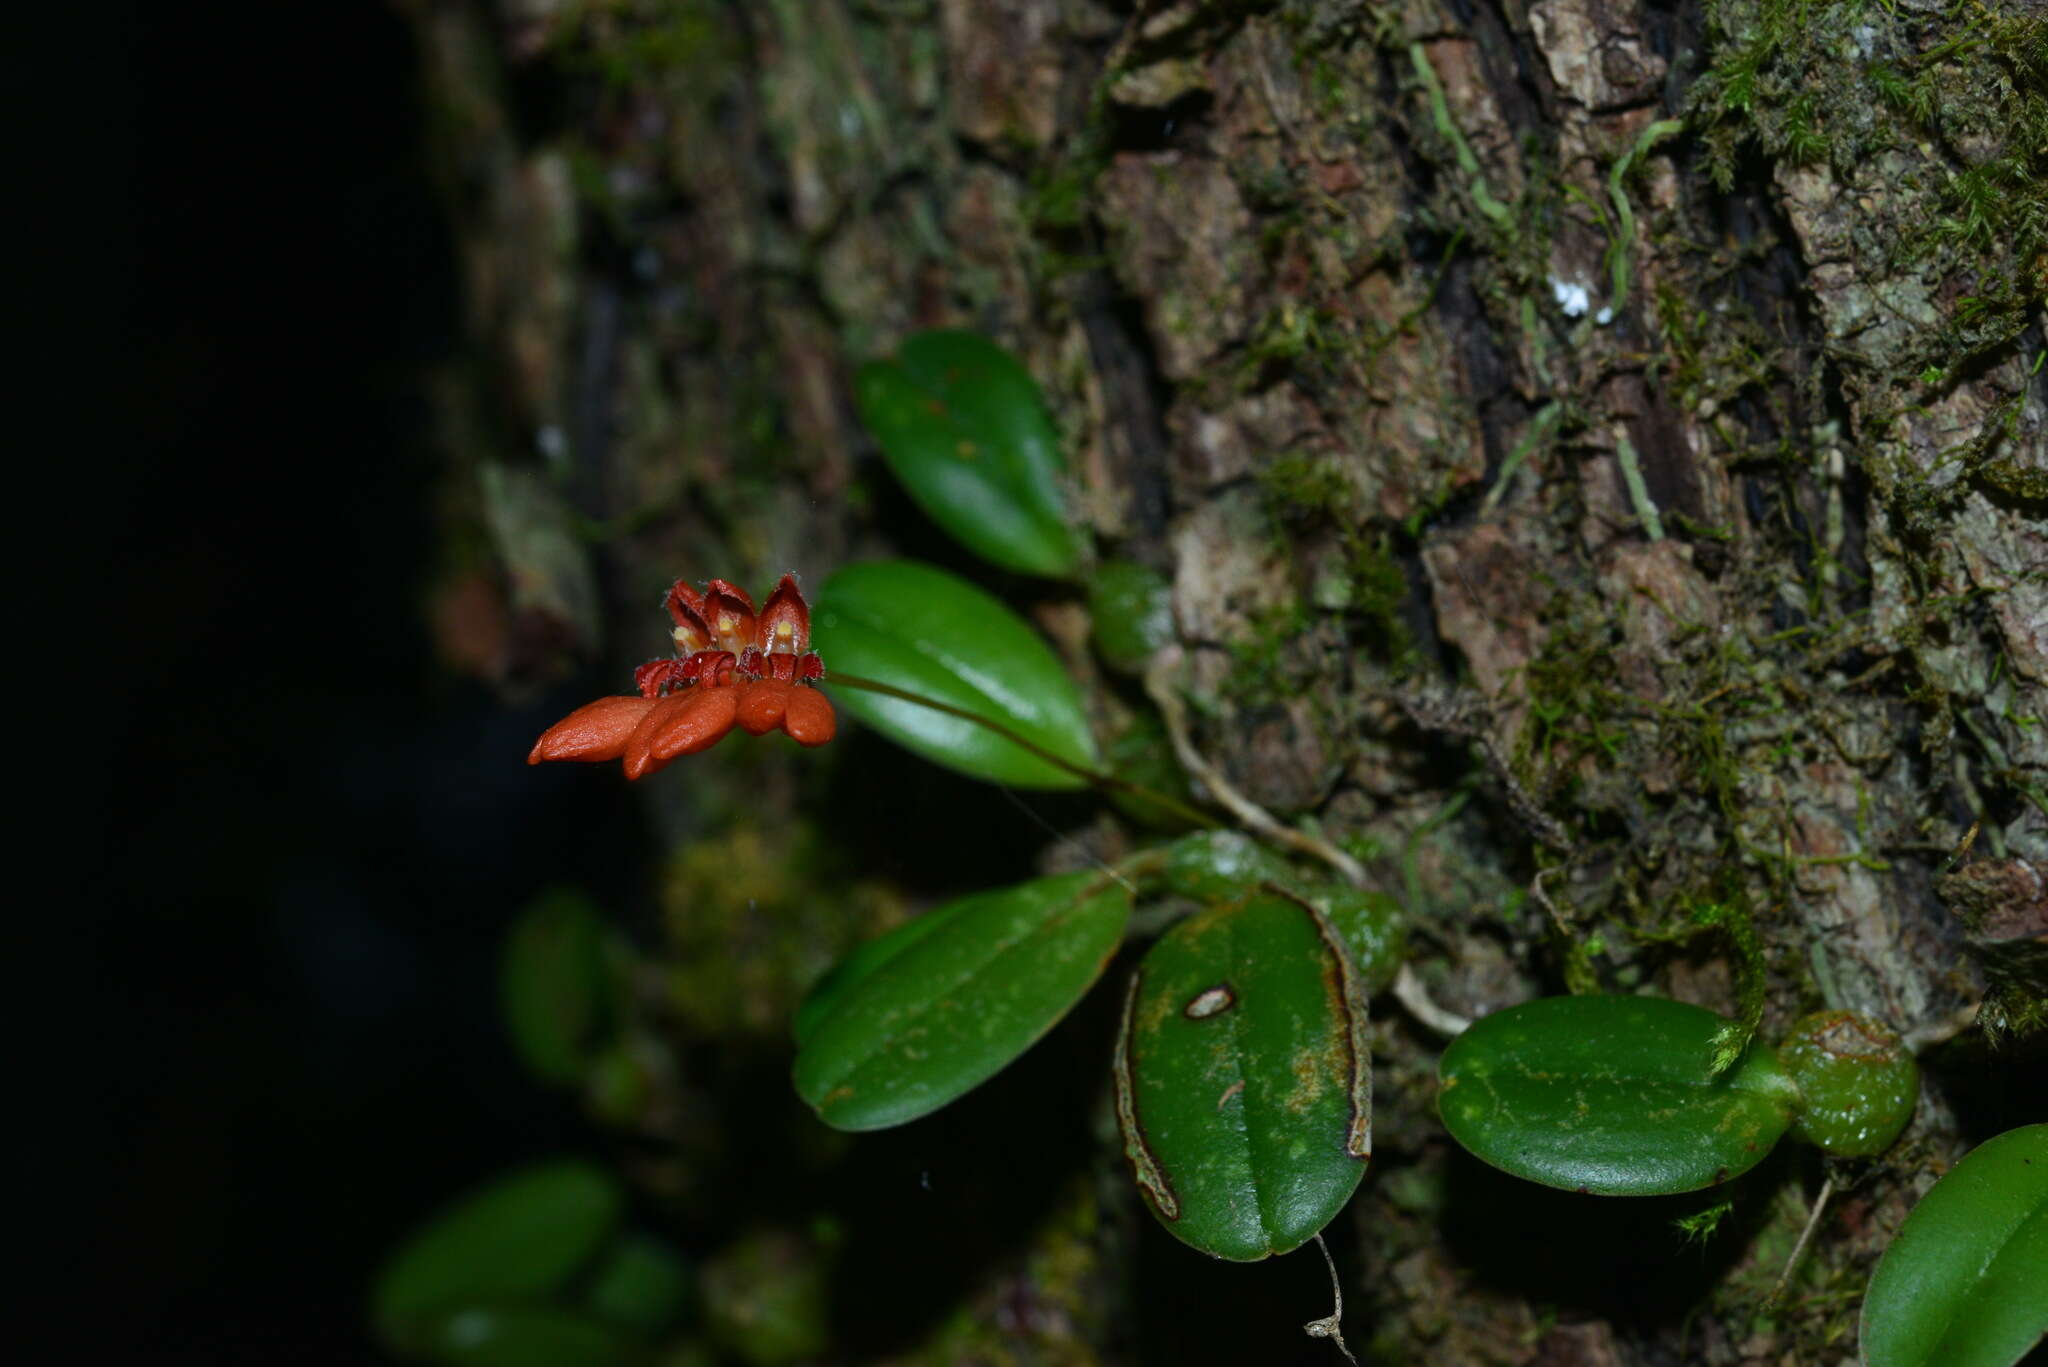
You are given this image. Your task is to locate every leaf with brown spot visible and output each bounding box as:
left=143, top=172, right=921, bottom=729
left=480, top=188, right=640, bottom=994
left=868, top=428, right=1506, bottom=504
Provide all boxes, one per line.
left=1113, top=891, right=1371, bottom=1261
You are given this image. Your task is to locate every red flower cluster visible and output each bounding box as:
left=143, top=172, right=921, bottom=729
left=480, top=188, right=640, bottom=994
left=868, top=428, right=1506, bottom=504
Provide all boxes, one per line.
left=528, top=573, right=836, bottom=779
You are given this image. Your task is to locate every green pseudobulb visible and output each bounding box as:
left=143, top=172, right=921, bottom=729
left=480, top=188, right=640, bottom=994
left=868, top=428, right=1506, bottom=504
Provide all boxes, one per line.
left=1778, top=1009, right=1919, bottom=1157
left=1086, top=560, right=1175, bottom=674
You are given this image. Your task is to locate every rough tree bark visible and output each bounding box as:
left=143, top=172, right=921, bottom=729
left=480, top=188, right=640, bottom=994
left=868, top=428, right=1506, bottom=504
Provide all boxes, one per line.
left=404, top=0, right=2044, bottom=1362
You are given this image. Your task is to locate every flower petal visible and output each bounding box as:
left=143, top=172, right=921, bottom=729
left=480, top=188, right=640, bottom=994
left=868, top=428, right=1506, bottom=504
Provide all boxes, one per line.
left=704, top=580, right=759, bottom=655
left=703, top=578, right=759, bottom=614
left=736, top=678, right=792, bottom=735
left=781, top=686, right=837, bottom=747
left=529, top=696, right=659, bottom=764
left=633, top=659, right=685, bottom=698
left=666, top=581, right=715, bottom=654
left=757, top=573, right=811, bottom=658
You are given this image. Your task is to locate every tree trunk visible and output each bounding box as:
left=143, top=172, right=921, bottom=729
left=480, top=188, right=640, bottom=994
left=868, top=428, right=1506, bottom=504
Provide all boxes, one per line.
left=403, top=0, right=2045, bottom=1361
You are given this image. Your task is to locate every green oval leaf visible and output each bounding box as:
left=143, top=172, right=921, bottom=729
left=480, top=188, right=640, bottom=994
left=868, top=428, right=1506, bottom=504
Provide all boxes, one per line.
left=855, top=330, right=1082, bottom=577
left=1437, top=995, right=1798, bottom=1195
left=411, top=1305, right=647, bottom=1367
left=813, top=560, right=1100, bottom=789
left=374, top=1162, right=623, bottom=1347
left=501, top=889, right=620, bottom=1086
left=1114, top=891, right=1372, bottom=1261
left=791, top=901, right=971, bottom=1048
left=793, top=871, right=1131, bottom=1131
left=1862, top=1124, right=2048, bottom=1367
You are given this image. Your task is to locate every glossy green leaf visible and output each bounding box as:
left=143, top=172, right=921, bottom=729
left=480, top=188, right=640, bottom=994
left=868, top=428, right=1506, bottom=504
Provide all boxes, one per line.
left=812, top=560, right=1099, bottom=789
left=1862, top=1124, right=2048, bottom=1367
left=1088, top=560, right=1175, bottom=673
left=501, top=889, right=619, bottom=1086
left=583, top=1234, right=692, bottom=1337
left=1437, top=996, right=1798, bottom=1195
left=374, top=1162, right=623, bottom=1346
left=411, top=1305, right=647, bottom=1367
left=1114, top=891, right=1372, bottom=1261
left=855, top=330, right=1082, bottom=577
left=793, top=871, right=1131, bottom=1131
left=791, top=901, right=971, bottom=1048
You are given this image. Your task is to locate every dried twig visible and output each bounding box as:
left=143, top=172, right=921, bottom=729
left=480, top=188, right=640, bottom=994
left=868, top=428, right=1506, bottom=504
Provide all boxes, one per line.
left=1766, top=1173, right=1834, bottom=1308
left=1302, top=1232, right=1361, bottom=1366
left=1392, top=963, right=1472, bottom=1037
left=1903, top=1000, right=1980, bottom=1053
left=1146, top=652, right=1367, bottom=888
left=1394, top=686, right=1574, bottom=854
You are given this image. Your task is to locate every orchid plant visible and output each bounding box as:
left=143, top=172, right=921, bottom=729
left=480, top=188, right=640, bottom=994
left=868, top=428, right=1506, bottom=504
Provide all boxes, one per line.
left=373, top=331, right=2024, bottom=1367
left=520, top=331, right=1394, bottom=1285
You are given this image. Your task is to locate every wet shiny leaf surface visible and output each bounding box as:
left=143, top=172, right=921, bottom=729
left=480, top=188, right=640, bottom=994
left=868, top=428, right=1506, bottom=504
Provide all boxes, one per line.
left=813, top=560, right=1099, bottom=789
left=1438, top=995, right=1798, bottom=1195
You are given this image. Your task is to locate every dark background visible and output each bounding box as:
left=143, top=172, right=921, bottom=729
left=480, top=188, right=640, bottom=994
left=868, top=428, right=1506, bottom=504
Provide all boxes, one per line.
left=89, top=4, right=613, bottom=1359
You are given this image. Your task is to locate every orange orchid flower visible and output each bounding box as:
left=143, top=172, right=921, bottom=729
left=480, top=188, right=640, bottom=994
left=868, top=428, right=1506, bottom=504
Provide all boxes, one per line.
left=528, top=573, right=835, bottom=779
